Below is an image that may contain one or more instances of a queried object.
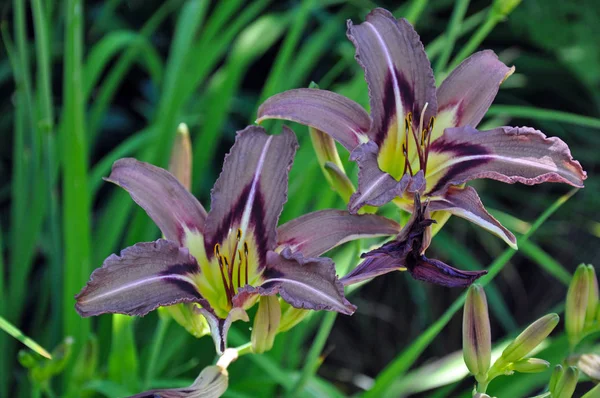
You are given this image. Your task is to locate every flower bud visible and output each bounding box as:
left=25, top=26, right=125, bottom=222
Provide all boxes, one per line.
left=582, top=384, right=600, bottom=398
left=566, top=265, right=590, bottom=347
left=500, top=313, right=559, bottom=363
left=169, top=122, right=192, bottom=190
left=511, top=358, right=549, bottom=374
left=553, top=366, right=579, bottom=398
left=251, top=295, right=281, bottom=354
left=323, top=161, right=355, bottom=203
left=549, top=364, right=563, bottom=393
left=165, top=304, right=210, bottom=338
left=278, top=300, right=309, bottom=333
left=578, top=354, right=600, bottom=381
left=18, top=350, right=38, bottom=368
left=585, top=265, right=599, bottom=325
left=463, top=284, right=491, bottom=379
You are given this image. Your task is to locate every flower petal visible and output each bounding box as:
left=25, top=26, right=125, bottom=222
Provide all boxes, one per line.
left=203, top=125, right=298, bottom=268
left=348, top=141, right=425, bottom=213
left=431, top=50, right=514, bottom=141
left=276, top=209, right=400, bottom=257
left=347, top=8, right=436, bottom=148
left=426, top=125, right=587, bottom=194
left=197, top=307, right=249, bottom=355
left=257, top=88, right=371, bottom=151
left=341, top=250, right=405, bottom=286
left=75, top=239, right=207, bottom=317
left=239, top=249, right=356, bottom=315
left=106, top=158, right=207, bottom=244
left=428, top=186, right=517, bottom=248
left=129, top=365, right=228, bottom=398
left=407, top=255, right=487, bottom=288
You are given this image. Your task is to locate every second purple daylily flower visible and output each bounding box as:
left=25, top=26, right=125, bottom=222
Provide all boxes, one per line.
left=75, top=126, right=399, bottom=354
left=257, top=8, right=586, bottom=287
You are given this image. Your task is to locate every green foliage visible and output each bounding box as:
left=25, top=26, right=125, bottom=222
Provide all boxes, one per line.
left=1, top=0, right=599, bottom=397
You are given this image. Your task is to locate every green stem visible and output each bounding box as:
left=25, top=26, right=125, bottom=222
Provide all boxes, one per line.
left=405, top=0, right=429, bottom=25
left=144, top=316, right=171, bottom=389
left=287, top=312, right=338, bottom=397
left=234, top=342, right=253, bottom=357
left=434, top=0, right=470, bottom=78
left=487, top=105, right=600, bottom=129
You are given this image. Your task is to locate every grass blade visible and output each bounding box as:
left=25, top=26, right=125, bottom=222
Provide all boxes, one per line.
left=62, top=0, right=91, bottom=388
left=0, top=315, right=52, bottom=359
left=487, top=105, right=600, bottom=129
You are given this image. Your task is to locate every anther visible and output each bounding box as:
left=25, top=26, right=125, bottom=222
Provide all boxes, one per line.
left=243, top=242, right=249, bottom=285
left=236, top=228, right=242, bottom=241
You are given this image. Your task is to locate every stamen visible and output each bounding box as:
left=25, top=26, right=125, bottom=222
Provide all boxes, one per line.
left=237, top=250, right=243, bottom=289
left=216, top=252, right=233, bottom=304
left=236, top=228, right=242, bottom=241
left=402, top=144, right=413, bottom=176
left=423, top=116, right=436, bottom=174
left=243, top=242, right=249, bottom=285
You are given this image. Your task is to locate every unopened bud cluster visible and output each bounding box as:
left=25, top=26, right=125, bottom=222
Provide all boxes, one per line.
left=463, top=284, right=557, bottom=396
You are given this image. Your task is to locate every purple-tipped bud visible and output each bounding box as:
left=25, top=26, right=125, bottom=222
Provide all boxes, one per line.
left=251, top=295, right=281, bottom=354
left=463, top=284, right=491, bottom=379
left=578, top=354, right=600, bottom=381
left=500, top=313, right=559, bottom=364
left=168, top=123, right=192, bottom=190
left=511, top=358, right=550, bottom=374
left=566, top=264, right=590, bottom=347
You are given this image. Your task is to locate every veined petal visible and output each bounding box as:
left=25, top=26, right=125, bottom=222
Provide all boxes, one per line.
left=407, top=255, right=486, bottom=288
left=239, top=249, right=356, bottom=315
left=75, top=240, right=207, bottom=317
left=426, top=126, right=587, bottom=194
left=129, top=365, right=228, bottom=398
left=428, top=186, right=517, bottom=248
left=348, top=141, right=425, bottom=213
left=341, top=250, right=406, bottom=286
left=203, top=125, right=298, bottom=269
left=106, top=158, right=207, bottom=244
left=347, top=8, right=436, bottom=148
left=197, top=307, right=249, bottom=355
left=431, top=51, right=514, bottom=141
left=257, top=88, right=371, bottom=151
left=276, top=209, right=400, bottom=257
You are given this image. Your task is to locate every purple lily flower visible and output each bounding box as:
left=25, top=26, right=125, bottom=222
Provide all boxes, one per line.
left=75, top=126, right=400, bottom=354
left=257, top=8, right=586, bottom=251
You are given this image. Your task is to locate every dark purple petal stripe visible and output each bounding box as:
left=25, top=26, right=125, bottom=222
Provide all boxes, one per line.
left=75, top=239, right=208, bottom=317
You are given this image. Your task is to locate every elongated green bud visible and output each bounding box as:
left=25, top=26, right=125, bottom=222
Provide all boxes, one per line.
left=566, top=265, right=590, bottom=347
left=585, top=265, right=599, bottom=325
left=323, top=161, right=355, bottom=203
left=511, top=358, right=549, bottom=373
left=578, top=354, right=600, bottom=381
left=553, top=366, right=579, bottom=398
left=251, top=295, right=281, bottom=354
left=278, top=300, right=309, bottom=333
left=169, top=122, right=192, bottom=190
left=463, top=284, right=491, bottom=379
left=549, top=364, right=564, bottom=393
left=500, top=313, right=559, bottom=363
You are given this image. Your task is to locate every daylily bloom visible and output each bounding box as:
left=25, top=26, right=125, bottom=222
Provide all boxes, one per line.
left=75, top=126, right=400, bottom=353
left=257, top=8, right=586, bottom=250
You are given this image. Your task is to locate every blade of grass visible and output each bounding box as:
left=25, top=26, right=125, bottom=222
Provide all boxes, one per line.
left=446, top=4, right=519, bottom=71
left=363, top=189, right=578, bottom=398
left=287, top=312, right=338, bottom=397
left=87, top=0, right=180, bottom=141
left=433, top=0, right=470, bottom=79
left=143, top=316, right=171, bottom=389
left=62, top=0, right=91, bottom=391
left=487, top=105, right=600, bottom=129
left=0, top=227, right=5, bottom=398
left=519, top=240, right=572, bottom=286
left=0, top=315, right=52, bottom=359
left=32, top=0, right=62, bottom=347
left=108, top=315, right=140, bottom=392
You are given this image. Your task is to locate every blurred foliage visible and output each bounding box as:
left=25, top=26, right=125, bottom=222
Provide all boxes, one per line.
left=0, top=0, right=599, bottom=397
